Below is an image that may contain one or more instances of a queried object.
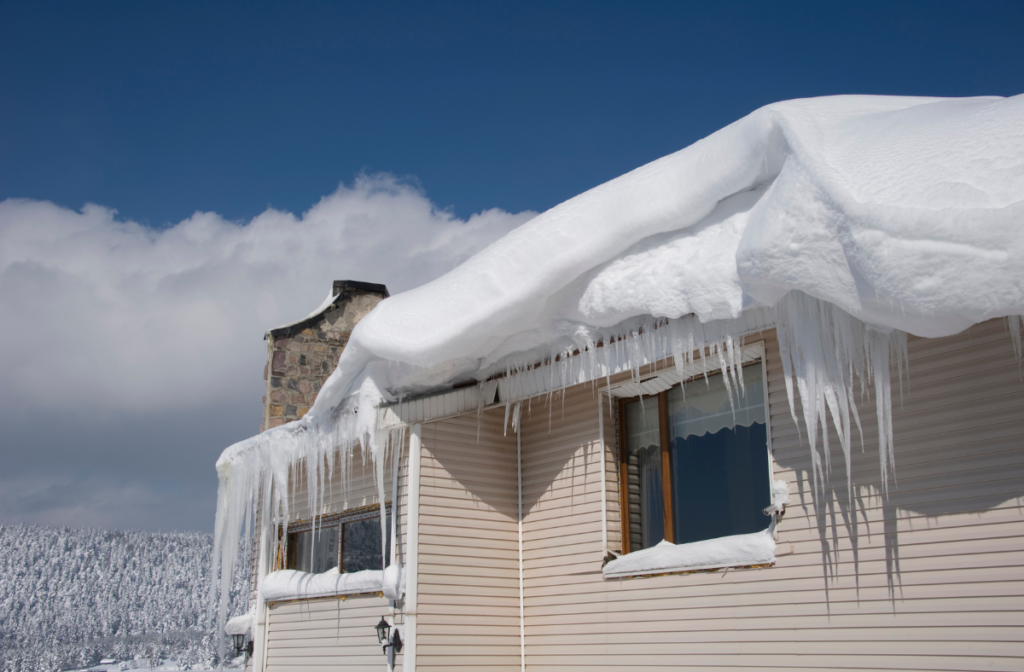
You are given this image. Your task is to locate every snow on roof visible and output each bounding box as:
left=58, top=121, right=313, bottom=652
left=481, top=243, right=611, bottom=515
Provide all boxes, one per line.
left=360, top=95, right=1020, bottom=360
left=211, top=94, right=1024, bottom=632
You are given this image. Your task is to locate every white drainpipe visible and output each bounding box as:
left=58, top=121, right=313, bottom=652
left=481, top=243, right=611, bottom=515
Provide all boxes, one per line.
left=402, top=424, right=422, bottom=672
left=598, top=393, right=608, bottom=556
left=517, top=424, right=525, bottom=672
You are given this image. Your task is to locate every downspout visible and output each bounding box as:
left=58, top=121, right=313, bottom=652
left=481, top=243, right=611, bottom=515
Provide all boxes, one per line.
left=402, top=424, right=422, bottom=672
left=598, top=393, right=608, bottom=556
left=387, top=439, right=401, bottom=672
left=517, top=424, right=525, bottom=672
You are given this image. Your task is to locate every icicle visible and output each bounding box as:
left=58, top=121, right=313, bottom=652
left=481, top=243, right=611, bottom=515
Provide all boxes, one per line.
left=382, top=426, right=404, bottom=601
left=774, top=291, right=906, bottom=499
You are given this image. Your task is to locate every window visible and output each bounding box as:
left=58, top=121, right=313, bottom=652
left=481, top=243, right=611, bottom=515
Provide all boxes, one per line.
left=284, top=504, right=392, bottom=574
left=619, top=361, right=771, bottom=554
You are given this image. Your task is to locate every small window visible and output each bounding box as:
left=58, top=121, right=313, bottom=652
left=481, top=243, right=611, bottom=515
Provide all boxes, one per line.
left=289, top=525, right=339, bottom=574
left=620, top=362, right=771, bottom=553
left=284, top=505, right=392, bottom=574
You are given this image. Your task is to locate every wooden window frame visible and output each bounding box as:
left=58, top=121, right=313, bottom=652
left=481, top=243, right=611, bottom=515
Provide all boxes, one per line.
left=279, top=501, right=391, bottom=572
left=618, top=394, right=673, bottom=554
left=618, top=358, right=768, bottom=555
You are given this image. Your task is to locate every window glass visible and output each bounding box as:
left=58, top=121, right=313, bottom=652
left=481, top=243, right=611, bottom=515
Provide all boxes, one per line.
left=625, top=400, right=663, bottom=551
left=285, top=508, right=391, bottom=574
left=289, top=525, right=338, bottom=574
left=342, top=515, right=391, bottom=574
left=668, top=364, right=771, bottom=545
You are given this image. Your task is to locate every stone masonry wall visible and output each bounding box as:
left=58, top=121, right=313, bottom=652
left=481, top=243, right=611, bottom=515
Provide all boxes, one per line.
left=262, top=329, right=340, bottom=430
left=260, top=284, right=387, bottom=431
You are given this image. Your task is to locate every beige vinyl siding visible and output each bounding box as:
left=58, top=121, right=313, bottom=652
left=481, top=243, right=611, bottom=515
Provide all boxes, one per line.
left=264, top=593, right=389, bottom=672
left=416, top=409, right=521, bottom=671
left=519, top=321, right=1024, bottom=671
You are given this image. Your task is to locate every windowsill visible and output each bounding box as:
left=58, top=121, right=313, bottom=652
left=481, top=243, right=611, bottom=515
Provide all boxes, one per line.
left=602, top=529, right=776, bottom=579
left=260, top=568, right=386, bottom=602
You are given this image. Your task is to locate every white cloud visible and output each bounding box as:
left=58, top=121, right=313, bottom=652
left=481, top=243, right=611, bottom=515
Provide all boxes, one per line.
left=0, top=173, right=535, bottom=415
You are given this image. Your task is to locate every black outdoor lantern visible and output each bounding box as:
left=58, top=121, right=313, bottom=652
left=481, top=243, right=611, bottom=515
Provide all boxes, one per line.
left=375, top=617, right=390, bottom=646
left=231, top=634, right=246, bottom=656
left=375, top=617, right=402, bottom=656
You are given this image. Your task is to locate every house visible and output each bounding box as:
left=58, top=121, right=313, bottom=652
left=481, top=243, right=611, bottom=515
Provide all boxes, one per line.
left=214, top=93, right=1024, bottom=672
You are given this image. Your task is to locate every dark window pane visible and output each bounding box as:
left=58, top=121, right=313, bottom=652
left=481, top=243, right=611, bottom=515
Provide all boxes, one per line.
left=625, top=400, right=663, bottom=551
left=668, top=365, right=771, bottom=545
left=288, top=526, right=338, bottom=574
left=342, top=515, right=391, bottom=574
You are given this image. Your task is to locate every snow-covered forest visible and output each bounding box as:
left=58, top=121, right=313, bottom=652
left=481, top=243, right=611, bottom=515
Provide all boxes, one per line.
left=0, top=524, right=248, bottom=672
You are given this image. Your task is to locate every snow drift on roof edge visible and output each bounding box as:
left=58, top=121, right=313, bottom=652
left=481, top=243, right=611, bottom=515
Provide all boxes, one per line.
left=353, top=94, right=1023, bottom=365
left=224, top=93, right=1023, bottom=463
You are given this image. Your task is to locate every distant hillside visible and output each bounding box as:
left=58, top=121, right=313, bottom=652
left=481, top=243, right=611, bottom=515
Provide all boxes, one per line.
left=0, top=524, right=248, bottom=672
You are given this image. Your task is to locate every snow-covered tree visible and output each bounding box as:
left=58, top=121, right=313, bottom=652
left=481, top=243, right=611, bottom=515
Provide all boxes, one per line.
left=0, top=524, right=247, bottom=672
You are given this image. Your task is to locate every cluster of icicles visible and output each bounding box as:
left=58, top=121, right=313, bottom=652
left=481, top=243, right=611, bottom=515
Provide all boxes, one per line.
left=210, top=292, right=1024, bottom=651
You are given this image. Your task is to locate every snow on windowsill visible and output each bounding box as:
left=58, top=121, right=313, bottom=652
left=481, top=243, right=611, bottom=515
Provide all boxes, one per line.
left=260, top=568, right=390, bottom=602
left=603, top=529, right=776, bottom=579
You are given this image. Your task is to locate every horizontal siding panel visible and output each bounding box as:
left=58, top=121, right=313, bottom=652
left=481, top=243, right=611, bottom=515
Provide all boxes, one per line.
left=521, top=653, right=1021, bottom=672
left=522, top=640, right=1024, bottom=658
left=522, top=625, right=1024, bottom=645
left=525, top=612, right=1024, bottom=633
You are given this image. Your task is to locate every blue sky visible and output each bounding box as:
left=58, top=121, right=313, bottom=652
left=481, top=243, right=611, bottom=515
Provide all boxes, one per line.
left=0, top=0, right=1021, bottom=532
left=4, top=1, right=1022, bottom=226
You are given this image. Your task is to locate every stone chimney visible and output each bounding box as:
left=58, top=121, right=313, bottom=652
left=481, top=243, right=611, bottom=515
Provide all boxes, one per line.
left=261, top=280, right=389, bottom=431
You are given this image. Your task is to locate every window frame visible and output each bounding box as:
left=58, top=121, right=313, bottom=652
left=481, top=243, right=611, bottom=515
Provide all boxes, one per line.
left=279, top=501, right=392, bottom=573
left=617, top=354, right=773, bottom=556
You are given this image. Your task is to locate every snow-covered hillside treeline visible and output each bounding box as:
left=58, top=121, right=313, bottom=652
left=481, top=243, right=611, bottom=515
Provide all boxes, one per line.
left=0, top=524, right=248, bottom=672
